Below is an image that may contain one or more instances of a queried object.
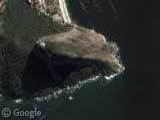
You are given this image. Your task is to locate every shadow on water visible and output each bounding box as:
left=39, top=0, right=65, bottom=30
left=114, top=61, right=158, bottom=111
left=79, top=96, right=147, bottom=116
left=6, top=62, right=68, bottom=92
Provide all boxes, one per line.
left=41, top=73, right=127, bottom=120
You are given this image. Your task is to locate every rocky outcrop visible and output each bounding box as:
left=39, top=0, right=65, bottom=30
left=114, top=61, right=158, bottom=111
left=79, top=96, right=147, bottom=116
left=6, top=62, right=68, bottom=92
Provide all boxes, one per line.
left=21, top=26, right=123, bottom=94
left=38, top=26, right=122, bottom=73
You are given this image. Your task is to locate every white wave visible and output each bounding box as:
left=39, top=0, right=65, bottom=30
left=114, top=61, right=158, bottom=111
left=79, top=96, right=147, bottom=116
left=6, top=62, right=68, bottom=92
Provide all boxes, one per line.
left=0, top=71, right=124, bottom=104
left=13, top=98, right=23, bottom=104
left=36, top=40, right=46, bottom=49
left=33, top=71, right=123, bottom=103
left=68, top=96, right=73, bottom=100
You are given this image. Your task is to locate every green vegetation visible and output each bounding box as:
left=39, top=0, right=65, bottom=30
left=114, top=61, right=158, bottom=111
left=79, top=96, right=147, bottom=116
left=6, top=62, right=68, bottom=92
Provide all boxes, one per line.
left=0, top=0, right=73, bottom=97
left=3, top=0, right=72, bottom=46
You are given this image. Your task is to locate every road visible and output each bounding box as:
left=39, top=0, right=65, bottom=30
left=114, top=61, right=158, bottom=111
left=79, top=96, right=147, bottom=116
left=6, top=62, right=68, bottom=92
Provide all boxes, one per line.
left=58, top=0, right=71, bottom=23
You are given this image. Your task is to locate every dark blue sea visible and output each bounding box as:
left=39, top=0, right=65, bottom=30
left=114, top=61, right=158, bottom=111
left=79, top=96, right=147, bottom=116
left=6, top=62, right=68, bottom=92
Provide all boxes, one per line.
left=0, top=73, right=127, bottom=120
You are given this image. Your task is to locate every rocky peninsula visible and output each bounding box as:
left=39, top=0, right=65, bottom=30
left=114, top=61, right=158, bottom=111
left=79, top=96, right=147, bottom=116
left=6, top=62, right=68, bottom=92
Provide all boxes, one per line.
left=0, top=0, right=124, bottom=98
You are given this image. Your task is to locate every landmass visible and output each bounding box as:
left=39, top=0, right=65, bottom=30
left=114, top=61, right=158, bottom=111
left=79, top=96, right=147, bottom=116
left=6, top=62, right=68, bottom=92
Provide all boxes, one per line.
left=0, top=0, right=124, bottom=98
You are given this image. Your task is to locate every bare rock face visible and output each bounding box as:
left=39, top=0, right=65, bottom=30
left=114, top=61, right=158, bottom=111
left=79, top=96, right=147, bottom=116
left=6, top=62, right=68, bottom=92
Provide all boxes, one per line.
left=39, top=26, right=122, bottom=73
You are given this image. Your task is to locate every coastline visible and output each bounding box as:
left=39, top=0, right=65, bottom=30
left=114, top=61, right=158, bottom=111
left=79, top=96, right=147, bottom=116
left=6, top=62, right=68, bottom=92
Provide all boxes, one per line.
left=58, top=0, right=124, bottom=75
left=58, top=0, right=71, bottom=23
left=0, top=0, right=125, bottom=99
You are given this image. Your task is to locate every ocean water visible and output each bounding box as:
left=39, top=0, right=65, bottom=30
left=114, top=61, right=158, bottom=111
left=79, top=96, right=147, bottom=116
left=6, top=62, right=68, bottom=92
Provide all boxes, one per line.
left=0, top=73, right=127, bottom=120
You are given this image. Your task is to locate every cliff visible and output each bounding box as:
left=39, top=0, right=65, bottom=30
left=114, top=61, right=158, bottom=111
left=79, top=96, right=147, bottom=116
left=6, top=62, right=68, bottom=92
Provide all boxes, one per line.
left=21, top=26, right=123, bottom=94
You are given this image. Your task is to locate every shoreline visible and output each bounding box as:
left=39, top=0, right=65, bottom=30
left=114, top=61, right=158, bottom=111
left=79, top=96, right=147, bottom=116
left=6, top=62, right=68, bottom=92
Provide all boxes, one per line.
left=58, top=0, right=71, bottom=23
